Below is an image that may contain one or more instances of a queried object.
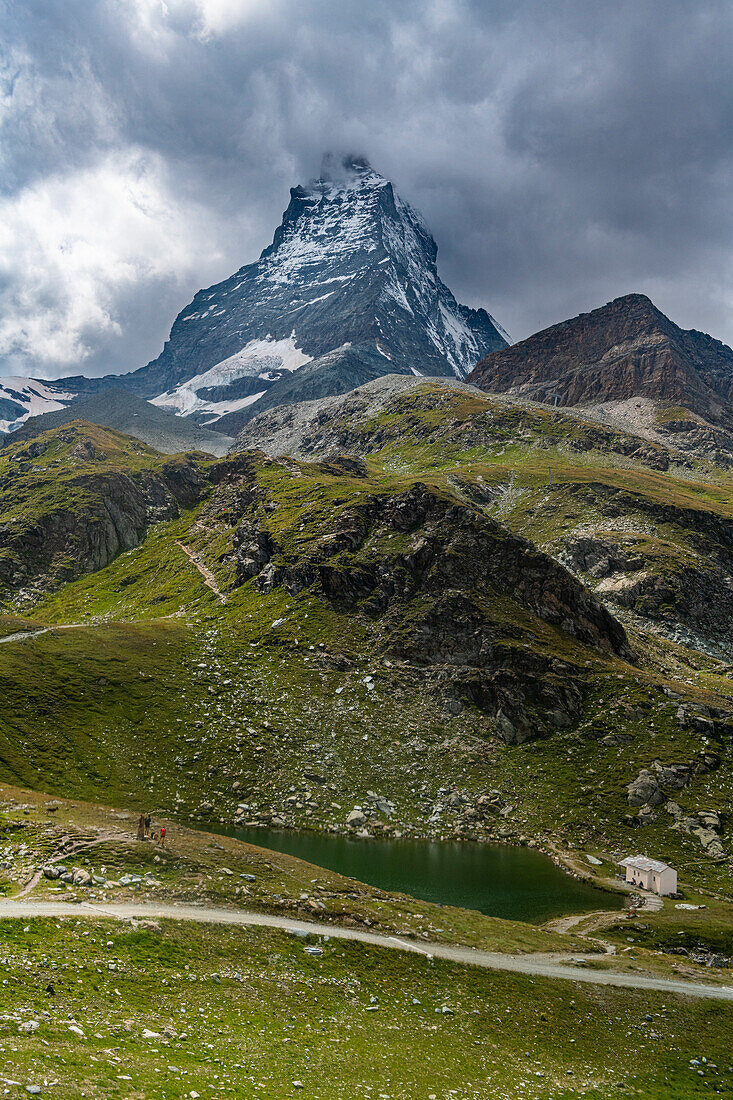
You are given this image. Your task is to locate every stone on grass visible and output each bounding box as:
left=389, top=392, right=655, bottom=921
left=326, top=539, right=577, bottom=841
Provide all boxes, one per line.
left=627, top=771, right=664, bottom=808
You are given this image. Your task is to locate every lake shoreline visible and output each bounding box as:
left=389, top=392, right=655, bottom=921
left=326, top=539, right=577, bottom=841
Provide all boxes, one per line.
left=186, top=818, right=623, bottom=924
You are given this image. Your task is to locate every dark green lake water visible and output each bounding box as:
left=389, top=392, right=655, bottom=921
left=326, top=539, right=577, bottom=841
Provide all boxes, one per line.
left=218, top=826, right=616, bottom=923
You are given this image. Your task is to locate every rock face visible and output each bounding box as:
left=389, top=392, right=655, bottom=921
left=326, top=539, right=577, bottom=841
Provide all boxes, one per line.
left=467, top=293, right=733, bottom=429
left=0, top=425, right=205, bottom=595
left=32, top=156, right=505, bottom=437
left=209, top=462, right=631, bottom=742
left=558, top=525, right=733, bottom=661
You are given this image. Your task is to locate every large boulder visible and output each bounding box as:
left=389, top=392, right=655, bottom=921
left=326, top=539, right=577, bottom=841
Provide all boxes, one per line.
left=627, top=770, right=664, bottom=807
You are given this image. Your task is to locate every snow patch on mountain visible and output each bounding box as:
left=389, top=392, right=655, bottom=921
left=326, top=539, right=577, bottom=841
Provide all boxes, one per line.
left=0, top=376, right=73, bottom=433
left=151, top=334, right=311, bottom=421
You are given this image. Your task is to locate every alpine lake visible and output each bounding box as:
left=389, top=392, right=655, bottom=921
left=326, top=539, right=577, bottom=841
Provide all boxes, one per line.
left=212, top=825, right=618, bottom=923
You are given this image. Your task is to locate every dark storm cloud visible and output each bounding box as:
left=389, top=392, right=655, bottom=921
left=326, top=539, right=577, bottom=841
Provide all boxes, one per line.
left=1, top=0, right=731, bottom=377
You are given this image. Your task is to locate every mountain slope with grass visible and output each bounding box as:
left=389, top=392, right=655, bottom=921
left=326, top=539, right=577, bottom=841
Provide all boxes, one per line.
left=233, top=375, right=733, bottom=660
left=0, top=415, right=731, bottom=899
left=0, top=421, right=204, bottom=598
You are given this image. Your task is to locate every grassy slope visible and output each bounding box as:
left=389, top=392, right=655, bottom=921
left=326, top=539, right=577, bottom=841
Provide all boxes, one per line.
left=0, top=421, right=163, bottom=538
left=0, top=422, right=730, bottom=900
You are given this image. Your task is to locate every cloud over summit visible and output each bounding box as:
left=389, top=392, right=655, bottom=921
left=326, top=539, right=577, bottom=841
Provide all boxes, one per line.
left=1, top=0, right=732, bottom=377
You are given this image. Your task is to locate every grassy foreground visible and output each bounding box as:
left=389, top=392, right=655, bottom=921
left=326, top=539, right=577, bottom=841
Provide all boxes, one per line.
left=0, top=916, right=732, bottom=1100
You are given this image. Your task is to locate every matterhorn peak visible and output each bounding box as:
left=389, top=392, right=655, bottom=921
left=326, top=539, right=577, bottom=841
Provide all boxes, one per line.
left=37, top=158, right=507, bottom=436
left=319, top=152, right=375, bottom=185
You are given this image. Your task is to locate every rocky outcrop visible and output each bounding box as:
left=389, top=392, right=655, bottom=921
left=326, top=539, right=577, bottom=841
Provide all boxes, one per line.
left=625, top=754, right=728, bottom=859
left=246, top=482, right=630, bottom=655
left=627, top=754, right=722, bottom=809
left=554, top=490, right=733, bottom=658
left=597, top=567, right=733, bottom=655
left=214, top=471, right=632, bottom=742
left=559, top=535, right=733, bottom=659
left=0, top=430, right=205, bottom=595
left=233, top=523, right=278, bottom=585
left=666, top=803, right=727, bottom=861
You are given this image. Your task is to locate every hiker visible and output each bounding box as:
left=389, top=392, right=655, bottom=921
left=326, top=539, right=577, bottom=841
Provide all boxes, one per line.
left=137, top=813, right=145, bottom=841
left=160, top=826, right=166, bottom=847
left=144, top=813, right=151, bottom=836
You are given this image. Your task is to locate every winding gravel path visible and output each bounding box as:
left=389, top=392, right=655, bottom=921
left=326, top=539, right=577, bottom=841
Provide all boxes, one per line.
left=0, top=625, right=75, bottom=645
left=1, top=899, right=731, bottom=1001
left=0, top=616, right=182, bottom=645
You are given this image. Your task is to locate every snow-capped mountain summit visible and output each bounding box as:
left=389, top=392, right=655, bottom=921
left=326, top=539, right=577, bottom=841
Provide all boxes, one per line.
left=134, top=154, right=508, bottom=430
left=108, top=156, right=506, bottom=429
left=1, top=156, right=508, bottom=437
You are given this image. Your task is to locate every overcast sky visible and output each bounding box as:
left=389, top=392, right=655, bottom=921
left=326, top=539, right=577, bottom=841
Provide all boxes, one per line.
left=1, top=0, right=732, bottom=378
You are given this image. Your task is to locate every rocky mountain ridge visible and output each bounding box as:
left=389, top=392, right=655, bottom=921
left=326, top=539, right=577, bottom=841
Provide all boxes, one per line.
left=3, top=389, right=232, bottom=456
left=130, top=156, right=507, bottom=427
left=467, top=294, right=733, bottom=455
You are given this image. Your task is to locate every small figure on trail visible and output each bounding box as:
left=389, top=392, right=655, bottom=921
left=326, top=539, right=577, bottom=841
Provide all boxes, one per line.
left=137, top=813, right=145, bottom=841
left=160, top=826, right=166, bottom=847
left=144, top=813, right=151, bottom=836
